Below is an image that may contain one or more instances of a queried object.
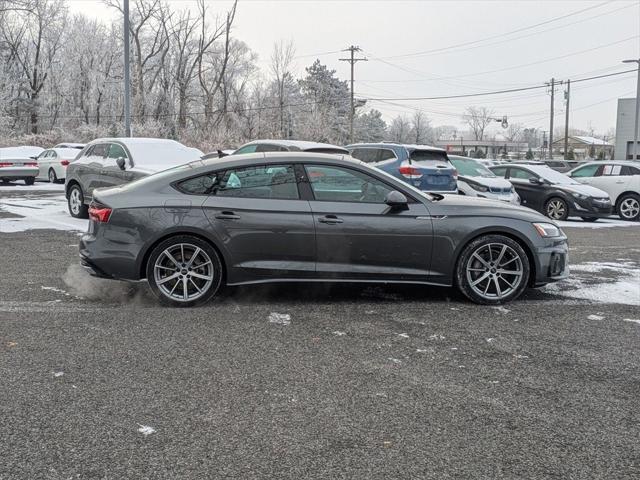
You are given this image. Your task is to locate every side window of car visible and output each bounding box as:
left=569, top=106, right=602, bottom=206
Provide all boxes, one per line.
left=108, top=144, right=128, bottom=160
left=234, top=144, right=258, bottom=155
left=83, top=146, right=95, bottom=157
left=216, top=164, right=299, bottom=200
left=621, top=166, right=640, bottom=176
left=570, top=164, right=599, bottom=178
left=509, top=168, right=536, bottom=181
left=305, top=164, right=393, bottom=203
left=255, top=144, right=288, bottom=153
left=176, top=173, right=217, bottom=195
left=601, top=164, right=623, bottom=176
left=91, top=144, right=109, bottom=158
left=491, top=167, right=507, bottom=177
left=350, top=148, right=378, bottom=163
left=378, top=149, right=397, bottom=162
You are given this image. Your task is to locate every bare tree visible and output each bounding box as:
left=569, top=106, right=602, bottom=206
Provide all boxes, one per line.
left=270, top=39, right=295, bottom=138
left=388, top=115, right=411, bottom=143
left=462, top=106, right=494, bottom=141
left=410, top=110, right=431, bottom=144
left=505, top=122, right=523, bottom=142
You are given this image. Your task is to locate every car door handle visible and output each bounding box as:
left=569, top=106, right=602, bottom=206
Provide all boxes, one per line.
left=215, top=211, right=240, bottom=220
left=615, top=181, right=625, bottom=184
left=318, top=215, right=343, bottom=224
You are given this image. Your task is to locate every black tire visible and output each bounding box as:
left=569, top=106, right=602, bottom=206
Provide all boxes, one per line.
left=456, top=234, right=530, bottom=305
left=581, top=217, right=598, bottom=222
left=67, top=184, right=89, bottom=219
left=24, top=177, right=35, bottom=186
left=48, top=168, right=58, bottom=184
left=616, top=193, right=640, bottom=221
left=146, top=235, right=223, bottom=307
left=544, top=197, right=569, bottom=221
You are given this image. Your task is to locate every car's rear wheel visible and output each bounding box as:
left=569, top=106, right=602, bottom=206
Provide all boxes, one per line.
left=67, top=184, right=89, bottom=219
left=456, top=235, right=530, bottom=305
left=146, top=235, right=223, bottom=307
left=545, top=197, right=568, bottom=221
left=24, top=177, right=35, bottom=186
left=48, top=168, right=58, bottom=183
left=617, top=193, right=640, bottom=221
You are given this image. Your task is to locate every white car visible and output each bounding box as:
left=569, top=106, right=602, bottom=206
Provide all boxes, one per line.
left=53, top=142, right=86, bottom=150
left=449, top=155, right=520, bottom=204
left=568, top=161, right=640, bottom=221
left=35, top=148, right=81, bottom=183
left=0, top=146, right=43, bottom=185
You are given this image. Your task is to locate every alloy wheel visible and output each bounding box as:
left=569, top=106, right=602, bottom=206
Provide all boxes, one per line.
left=49, top=169, right=56, bottom=183
left=69, top=189, right=81, bottom=215
left=465, top=243, right=524, bottom=301
left=546, top=199, right=566, bottom=220
left=154, top=243, right=215, bottom=302
left=619, top=197, right=640, bottom=220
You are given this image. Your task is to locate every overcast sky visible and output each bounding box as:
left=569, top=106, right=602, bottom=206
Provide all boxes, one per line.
left=67, top=0, right=639, bottom=136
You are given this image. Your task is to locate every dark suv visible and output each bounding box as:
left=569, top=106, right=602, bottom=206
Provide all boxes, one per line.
left=346, top=143, right=457, bottom=194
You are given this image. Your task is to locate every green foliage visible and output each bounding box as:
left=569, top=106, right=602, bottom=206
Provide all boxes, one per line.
left=525, top=148, right=534, bottom=160
left=566, top=147, right=575, bottom=160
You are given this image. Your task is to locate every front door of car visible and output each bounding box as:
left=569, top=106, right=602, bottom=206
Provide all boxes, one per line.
left=303, top=163, right=433, bottom=281
left=201, top=163, right=316, bottom=283
left=100, top=143, right=134, bottom=188
left=507, top=167, right=544, bottom=211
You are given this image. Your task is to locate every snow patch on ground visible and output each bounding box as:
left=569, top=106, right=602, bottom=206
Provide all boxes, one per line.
left=556, top=218, right=640, bottom=229
left=52, top=371, right=64, bottom=377
left=587, top=314, right=604, bottom=321
left=137, top=424, right=156, bottom=436
left=492, top=306, right=511, bottom=314
left=624, top=318, right=640, bottom=325
left=0, top=195, right=87, bottom=232
left=543, top=261, right=640, bottom=306
left=332, top=330, right=346, bottom=336
left=268, top=312, right=291, bottom=326
left=396, top=333, right=409, bottom=339
left=0, top=182, right=64, bottom=192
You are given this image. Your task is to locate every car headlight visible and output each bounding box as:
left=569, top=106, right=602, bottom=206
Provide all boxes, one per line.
left=469, top=182, right=489, bottom=192
left=533, top=222, right=562, bottom=238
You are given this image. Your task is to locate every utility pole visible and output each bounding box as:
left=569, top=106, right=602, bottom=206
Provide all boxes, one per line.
left=545, top=78, right=562, bottom=159
left=123, top=0, right=131, bottom=137
left=564, top=79, right=570, bottom=160
left=622, top=59, right=640, bottom=160
left=340, top=46, right=367, bottom=144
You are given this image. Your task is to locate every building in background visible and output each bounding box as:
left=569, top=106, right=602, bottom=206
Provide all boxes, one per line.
left=615, top=98, right=639, bottom=160
left=434, top=137, right=528, bottom=159
left=551, top=135, right=614, bottom=161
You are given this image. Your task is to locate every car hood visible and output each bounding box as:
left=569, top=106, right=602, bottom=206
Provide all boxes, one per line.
left=458, top=176, right=512, bottom=188
left=556, top=183, right=608, bottom=198
left=433, top=194, right=548, bottom=222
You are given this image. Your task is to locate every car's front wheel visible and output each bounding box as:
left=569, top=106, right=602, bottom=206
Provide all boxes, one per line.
left=456, top=234, right=530, bottom=305
left=146, top=235, right=223, bottom=307
left=617, top=193, right=640, bottom=221
left=545, top=197, right=569, bottom=221
left=67, top=184, right=89, bottom=219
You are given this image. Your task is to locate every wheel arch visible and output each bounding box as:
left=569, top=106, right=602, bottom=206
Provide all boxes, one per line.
left=614, top=190, right=640, bottom=211
left=65, top=179, right=81, bottom=198
left=137, top=228, right=228, bottom=282
left=453, top=227, right=537, bottom=288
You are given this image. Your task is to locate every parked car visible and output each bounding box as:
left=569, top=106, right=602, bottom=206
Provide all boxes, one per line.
left=54, top=142, right=85, bottom=150
left=65, top=138, right=203, bottom=218
left=233, top=139, right=349, bottom=155
left=449, top=156, right=519, bottom=204
left=346, top=143, right=457, bottom=194
left=79, top=152, right=568, bottom=307
left=568, top=160, right=640, bottom=221
left=489, top=163, right=611, bottom=221
left=35, top=148, right=81, bottom=183
left=0, top=146, right=43, bottom=185
left=201, top=149, right=235, bottom=160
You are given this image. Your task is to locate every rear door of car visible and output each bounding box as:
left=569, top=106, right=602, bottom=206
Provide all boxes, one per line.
left=587, top=164, right=631, bottom=204
left=201, top=163, right=316, bottom=283
left=36, top=150, right=51, bottom=179
left=303, top=163, right=433, bottom=281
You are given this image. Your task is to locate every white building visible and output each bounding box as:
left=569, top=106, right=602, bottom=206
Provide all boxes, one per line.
left=615, top=98, right=639, bottom=160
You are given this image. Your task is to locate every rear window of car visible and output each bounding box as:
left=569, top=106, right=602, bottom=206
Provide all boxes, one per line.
left=177, top=173, right=218, bottom=195
left=622, top=165, right=640, bottom=175
left=408, top=149, right=448, bottom=163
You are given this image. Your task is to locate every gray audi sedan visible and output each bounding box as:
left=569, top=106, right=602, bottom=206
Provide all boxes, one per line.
left=79, top=152, right=569, bottom=306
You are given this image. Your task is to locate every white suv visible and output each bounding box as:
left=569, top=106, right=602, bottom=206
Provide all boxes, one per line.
left=568, top=161, right=640, bottom=221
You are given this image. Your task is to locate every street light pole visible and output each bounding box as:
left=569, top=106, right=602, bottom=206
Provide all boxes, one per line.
left=124, top=0, right=131, bottom=137
left=623, top=59, right=640, bottom=160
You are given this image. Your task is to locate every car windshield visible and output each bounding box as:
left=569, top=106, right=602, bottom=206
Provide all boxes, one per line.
left=450, top=157, right=495, bottom=177
left=528, top=166, right=579, bottom=185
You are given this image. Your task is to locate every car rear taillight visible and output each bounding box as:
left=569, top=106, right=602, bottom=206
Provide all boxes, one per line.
left=89, top=204, right=112, bottom=223
left=60, top=160, right=70, bottom=166
left=0, top=162, right=13, bottom=167
left=398, top=165, right=423, bottom=179
left=24, top=162, right=37, bottom=166
left=452, top=168, right=458, bottom=180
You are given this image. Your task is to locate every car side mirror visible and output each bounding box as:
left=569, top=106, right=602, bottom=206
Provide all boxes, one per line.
left=529, top=177, right=542, bottom=185
left=384, top=190, right=408, bottom=210
left=116, top=157, right=126, bottom=171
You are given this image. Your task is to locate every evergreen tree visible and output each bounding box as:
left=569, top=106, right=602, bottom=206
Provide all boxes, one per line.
left=525, top=148, right=534, bottom=160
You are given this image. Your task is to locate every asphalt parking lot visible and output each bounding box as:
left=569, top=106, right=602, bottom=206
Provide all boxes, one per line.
left=1, top=185, right=639, bottom=479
